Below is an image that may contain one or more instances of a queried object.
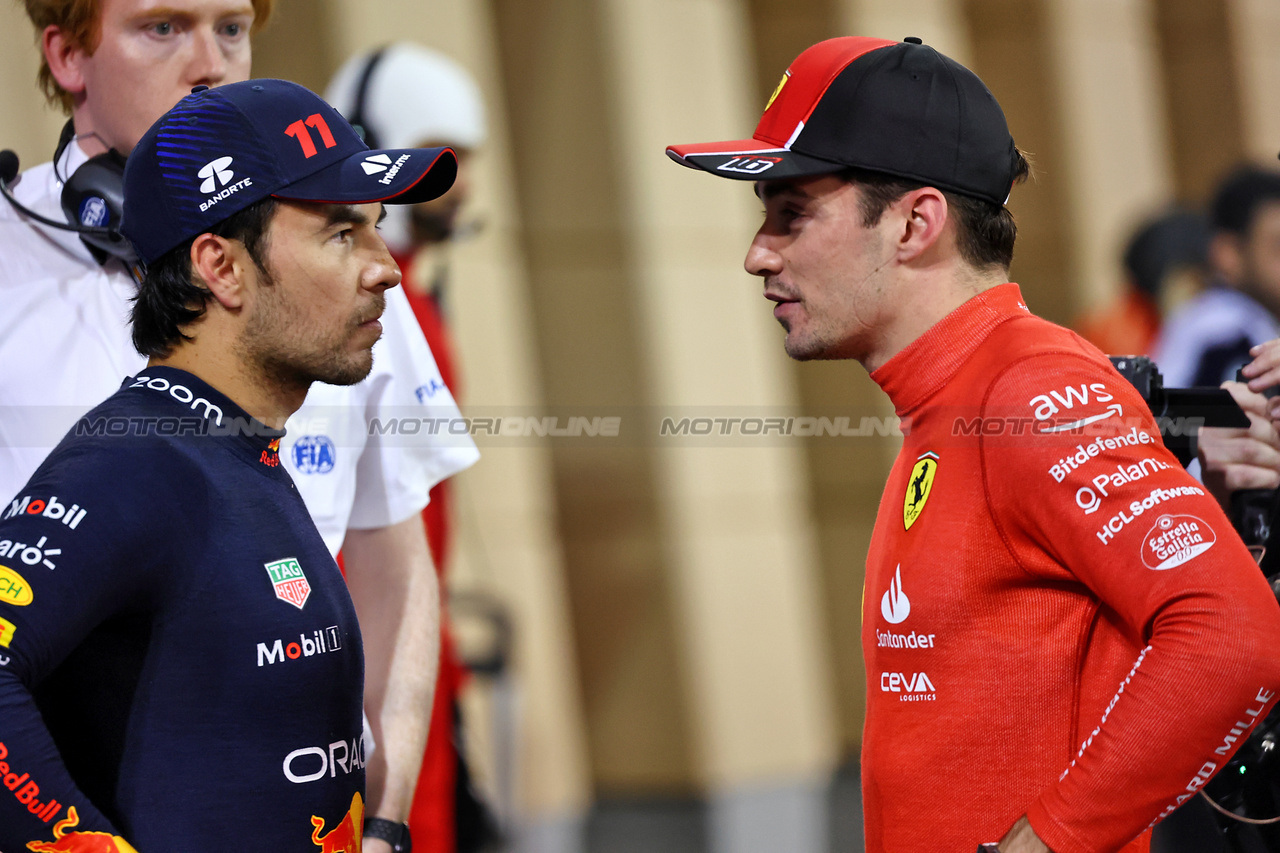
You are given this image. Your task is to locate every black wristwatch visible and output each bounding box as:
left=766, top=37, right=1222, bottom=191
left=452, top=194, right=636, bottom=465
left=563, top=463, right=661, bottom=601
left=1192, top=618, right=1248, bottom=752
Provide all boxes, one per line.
left=364, top=817, right=412, bottom=852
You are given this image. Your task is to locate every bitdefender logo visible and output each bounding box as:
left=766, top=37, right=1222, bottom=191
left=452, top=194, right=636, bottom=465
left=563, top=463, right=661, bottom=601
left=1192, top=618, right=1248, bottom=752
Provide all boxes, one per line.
left=880, top=564, right=910, bottom=624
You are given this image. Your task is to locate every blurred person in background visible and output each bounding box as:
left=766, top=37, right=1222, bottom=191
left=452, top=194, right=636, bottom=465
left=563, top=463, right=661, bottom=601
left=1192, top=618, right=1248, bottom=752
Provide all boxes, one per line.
left=326, top=43, right=499, bottom=853
left=1154, top=166, right=1280, bottom=387
left=1076, top=208, right=1209, bottom=357
left=668, top=34, right=1280, bottom=853
left=0, top=3, right=479, bottom=850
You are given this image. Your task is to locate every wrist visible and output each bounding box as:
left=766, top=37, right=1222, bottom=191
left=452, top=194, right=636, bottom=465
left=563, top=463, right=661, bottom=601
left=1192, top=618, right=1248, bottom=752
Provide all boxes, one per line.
left=364, top=816, right=412, bottom=853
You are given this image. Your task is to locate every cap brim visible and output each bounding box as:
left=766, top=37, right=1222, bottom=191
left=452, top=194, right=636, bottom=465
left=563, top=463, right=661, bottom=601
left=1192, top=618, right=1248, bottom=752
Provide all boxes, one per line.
left=273, top=146, right=458, bottom=205
left=666, top=138, right=844, bottom=180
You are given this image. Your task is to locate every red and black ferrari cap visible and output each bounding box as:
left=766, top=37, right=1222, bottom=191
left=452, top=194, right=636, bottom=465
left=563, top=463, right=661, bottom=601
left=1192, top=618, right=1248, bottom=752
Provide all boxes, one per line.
left=666, top=36, right=1021, bottom=207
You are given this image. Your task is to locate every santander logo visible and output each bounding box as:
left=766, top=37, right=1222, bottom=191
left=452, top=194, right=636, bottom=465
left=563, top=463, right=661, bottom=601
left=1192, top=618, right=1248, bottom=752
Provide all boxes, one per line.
left=881, top=565, right=911, bottom=624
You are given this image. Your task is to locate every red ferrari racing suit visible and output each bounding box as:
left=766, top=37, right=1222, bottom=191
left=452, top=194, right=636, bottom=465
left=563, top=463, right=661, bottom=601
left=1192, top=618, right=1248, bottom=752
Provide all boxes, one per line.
left=862, top=283, right=1280, bottom=852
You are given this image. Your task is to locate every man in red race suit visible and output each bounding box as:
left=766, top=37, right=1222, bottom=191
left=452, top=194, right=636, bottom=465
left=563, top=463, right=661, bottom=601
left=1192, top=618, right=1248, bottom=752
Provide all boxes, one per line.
left=667, top=36, right=1280, bottom=853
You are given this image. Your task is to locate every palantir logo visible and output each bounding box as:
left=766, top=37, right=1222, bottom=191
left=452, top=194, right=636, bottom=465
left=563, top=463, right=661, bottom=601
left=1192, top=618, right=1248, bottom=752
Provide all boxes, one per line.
left=198, top=156, right=235, bottom=193
left=880, top=564, right=911, bottom=624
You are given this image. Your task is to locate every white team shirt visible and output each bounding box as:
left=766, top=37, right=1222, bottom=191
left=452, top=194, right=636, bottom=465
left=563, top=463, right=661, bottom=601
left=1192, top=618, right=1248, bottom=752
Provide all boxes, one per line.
left=1153, top=286, right=1280, bottom=388
left=0, top=141, right=478, bottom=554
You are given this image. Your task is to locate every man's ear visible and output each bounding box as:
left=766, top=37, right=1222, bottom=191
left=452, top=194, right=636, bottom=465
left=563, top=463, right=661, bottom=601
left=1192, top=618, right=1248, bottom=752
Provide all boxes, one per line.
left=42, top=26, right=89, bottom=99
left=190, top=234, right=248, bottom=309
left=893, top=187, right=949, bottom=263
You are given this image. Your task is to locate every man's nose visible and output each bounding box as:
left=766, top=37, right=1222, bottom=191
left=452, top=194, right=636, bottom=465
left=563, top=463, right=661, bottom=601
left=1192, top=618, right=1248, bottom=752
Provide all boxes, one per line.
left=188, top=29, right=229, bottom=86
left=745, top=228, right=781, bottom=278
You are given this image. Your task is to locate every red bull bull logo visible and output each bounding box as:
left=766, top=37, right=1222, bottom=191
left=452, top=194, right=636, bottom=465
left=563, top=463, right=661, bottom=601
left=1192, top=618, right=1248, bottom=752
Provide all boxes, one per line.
left=261, top=437, right=281, bottom=467
left=25, top=806, right=138, bottom=852
left=311, top=791, right=364, bottom=853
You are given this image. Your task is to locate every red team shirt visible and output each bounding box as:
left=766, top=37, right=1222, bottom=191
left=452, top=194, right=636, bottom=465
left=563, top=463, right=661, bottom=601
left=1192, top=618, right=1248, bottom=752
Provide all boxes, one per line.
left=862, top=284, right=1280, bottom=852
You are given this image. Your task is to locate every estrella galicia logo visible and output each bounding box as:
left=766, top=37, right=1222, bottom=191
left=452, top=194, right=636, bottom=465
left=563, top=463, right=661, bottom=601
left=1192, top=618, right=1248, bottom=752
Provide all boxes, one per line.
left=292, top=436, right=336, bottom=474
left=78, top=196, right=109, bottom=227
left=198, top=156, right=235, bottom=193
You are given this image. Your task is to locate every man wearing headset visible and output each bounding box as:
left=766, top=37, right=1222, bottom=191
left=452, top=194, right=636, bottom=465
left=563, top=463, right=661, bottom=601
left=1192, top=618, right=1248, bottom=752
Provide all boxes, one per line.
left=0, top=3, right=477, bottom=850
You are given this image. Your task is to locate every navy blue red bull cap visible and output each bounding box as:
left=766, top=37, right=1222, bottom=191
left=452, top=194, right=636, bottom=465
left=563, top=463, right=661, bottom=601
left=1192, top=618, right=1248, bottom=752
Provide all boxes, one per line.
left=666, top=37, right=1021, bottom=207
left=122, top=78, right=457, bottom=264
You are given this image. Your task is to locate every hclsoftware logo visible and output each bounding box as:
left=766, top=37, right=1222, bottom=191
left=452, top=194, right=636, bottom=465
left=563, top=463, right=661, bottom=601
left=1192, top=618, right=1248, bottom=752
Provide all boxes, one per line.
left=198, top=156, right=235, bottom=193
left=880, top=564, right=910, bottom=624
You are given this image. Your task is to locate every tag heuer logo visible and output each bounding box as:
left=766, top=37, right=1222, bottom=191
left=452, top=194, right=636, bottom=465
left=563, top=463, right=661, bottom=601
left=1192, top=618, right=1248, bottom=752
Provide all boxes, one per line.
left=361, top=153, right=393, bottom=175
left=903, top=451, right=939, bottom=531
left=265, top=557, right=311, bottom=609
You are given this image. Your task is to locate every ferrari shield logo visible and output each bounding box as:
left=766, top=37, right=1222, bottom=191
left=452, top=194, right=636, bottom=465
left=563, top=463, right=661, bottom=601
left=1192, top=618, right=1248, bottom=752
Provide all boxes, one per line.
left=903, top=452, right=939, bottom=531
left=265, top=557, right=311, bottom=609
left=765, top=71, right=789, bottom=111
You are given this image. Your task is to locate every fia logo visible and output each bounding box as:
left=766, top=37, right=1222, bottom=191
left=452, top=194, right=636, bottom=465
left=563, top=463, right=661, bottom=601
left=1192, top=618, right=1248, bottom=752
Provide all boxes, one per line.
left=78, top=196, right=109, bottom=228
left=880, top=564, right=911, bottom=625
left=903, top=451, right=938, bottom=530
left=197, top=157, right=235, bottom=194
left=717, top=156, right=783, bottom=175
left=293, top=436, right=336, bottom=475
left=415, top=379, right=446, bottom=403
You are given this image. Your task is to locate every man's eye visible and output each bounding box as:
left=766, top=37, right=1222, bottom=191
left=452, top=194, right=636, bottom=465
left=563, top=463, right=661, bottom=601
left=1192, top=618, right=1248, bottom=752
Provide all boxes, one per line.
left=221, top=22, right=243, bottom=37
left=151, top=22, right=173, bottom=36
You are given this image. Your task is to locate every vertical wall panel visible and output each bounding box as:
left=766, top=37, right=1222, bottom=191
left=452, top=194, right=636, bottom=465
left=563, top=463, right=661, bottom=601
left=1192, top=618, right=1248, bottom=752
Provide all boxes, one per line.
left=492, top=0, right=699, bottom=796
left=1042, top=0, right=1174, bottom=313
left=1153, top=0, right=1245, bottom=203
left=1227, top=0, right=1280, bottom=165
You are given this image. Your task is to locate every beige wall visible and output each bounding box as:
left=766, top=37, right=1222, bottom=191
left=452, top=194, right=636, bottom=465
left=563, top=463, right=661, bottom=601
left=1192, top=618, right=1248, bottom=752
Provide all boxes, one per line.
left=3, top=0, right=1278, bottom=828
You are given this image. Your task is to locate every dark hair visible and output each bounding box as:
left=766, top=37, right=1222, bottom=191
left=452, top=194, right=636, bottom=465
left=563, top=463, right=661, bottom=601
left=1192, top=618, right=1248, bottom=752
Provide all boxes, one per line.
left=131, top=198, right=278, bottom=358
left=1209, top=166, right=1280, bottom=236
left=843, top=149, right=1032, bottom=270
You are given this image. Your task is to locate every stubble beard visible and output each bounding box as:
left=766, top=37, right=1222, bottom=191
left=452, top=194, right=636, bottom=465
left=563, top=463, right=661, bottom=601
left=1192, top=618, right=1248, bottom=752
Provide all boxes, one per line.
left=239, top=267, right=384, bottom=394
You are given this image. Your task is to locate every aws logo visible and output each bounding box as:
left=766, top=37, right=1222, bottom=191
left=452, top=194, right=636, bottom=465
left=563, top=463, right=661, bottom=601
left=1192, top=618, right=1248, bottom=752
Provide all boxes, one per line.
left=1028, top=383, right=1122, bottom=433
left=903, top=451, right=938, bottom=530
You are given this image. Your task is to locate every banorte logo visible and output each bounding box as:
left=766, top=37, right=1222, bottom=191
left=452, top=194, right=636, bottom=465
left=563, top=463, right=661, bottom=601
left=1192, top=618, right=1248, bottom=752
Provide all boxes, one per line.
left=310, top=791, right=364, bottom=853
left=880, top=564, right=910, bottom=624
left=24, top=806, right=138, bottom=853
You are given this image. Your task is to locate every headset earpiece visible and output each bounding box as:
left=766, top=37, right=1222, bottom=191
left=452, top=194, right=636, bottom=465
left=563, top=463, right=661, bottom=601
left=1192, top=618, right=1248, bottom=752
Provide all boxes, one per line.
left=59, top=149, right=137, bottom=267
left=348, top=46, right=390, bottom=150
